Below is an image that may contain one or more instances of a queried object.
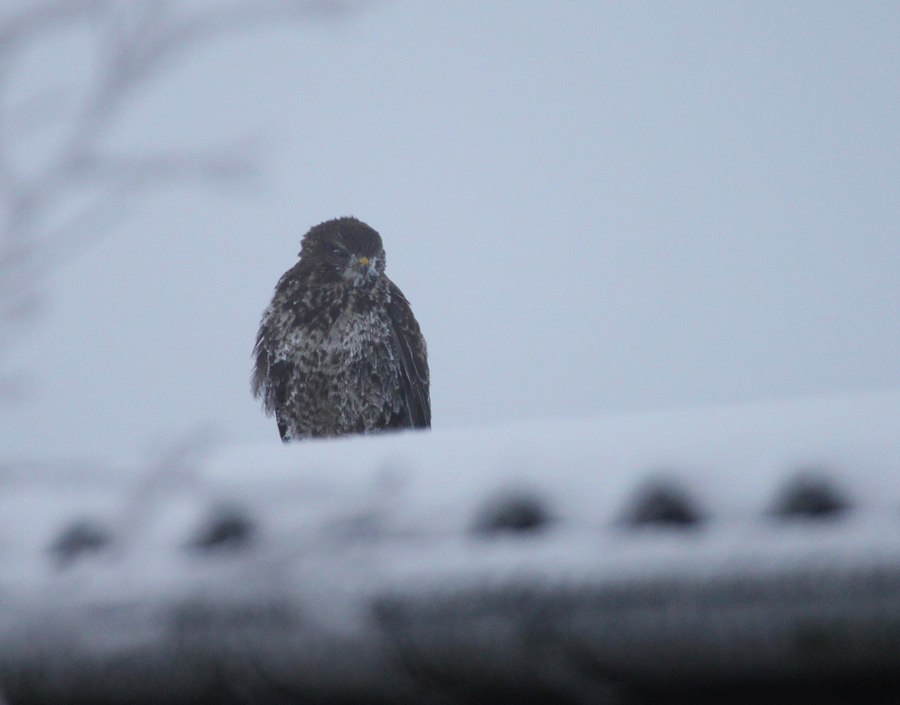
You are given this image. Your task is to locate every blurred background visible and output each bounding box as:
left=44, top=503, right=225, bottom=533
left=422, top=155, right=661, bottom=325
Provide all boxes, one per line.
left=0, top=0, right=898, bottom=461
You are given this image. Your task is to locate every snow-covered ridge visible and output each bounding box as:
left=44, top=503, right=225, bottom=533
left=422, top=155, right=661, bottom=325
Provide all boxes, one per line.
left=1, top=391, right=899, bottom=703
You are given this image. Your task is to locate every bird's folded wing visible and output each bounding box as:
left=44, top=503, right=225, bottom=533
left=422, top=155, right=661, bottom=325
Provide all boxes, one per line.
left=386, top=279, right=431, bottom=429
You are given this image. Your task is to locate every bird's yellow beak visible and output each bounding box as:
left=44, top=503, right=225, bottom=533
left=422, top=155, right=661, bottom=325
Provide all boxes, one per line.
left=359, top=256, right=370, bottom=265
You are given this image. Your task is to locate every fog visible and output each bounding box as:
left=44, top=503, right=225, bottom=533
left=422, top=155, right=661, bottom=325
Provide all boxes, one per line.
left=1, top=1, right=899, bottom=460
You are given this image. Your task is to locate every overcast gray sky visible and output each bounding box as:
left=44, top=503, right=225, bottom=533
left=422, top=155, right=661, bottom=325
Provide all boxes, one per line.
left=1, top=1, right=899, bottom=460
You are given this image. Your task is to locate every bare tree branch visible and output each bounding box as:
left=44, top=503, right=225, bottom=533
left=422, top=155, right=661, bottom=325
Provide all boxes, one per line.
left=0, top=0, right=366, bottom=393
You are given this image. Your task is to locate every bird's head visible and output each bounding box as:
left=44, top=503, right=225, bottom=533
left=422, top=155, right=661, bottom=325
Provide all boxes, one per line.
left=299, top=216, right=386, bottom=286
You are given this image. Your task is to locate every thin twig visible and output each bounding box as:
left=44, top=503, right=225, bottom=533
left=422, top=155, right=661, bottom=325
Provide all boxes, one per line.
left=0, top=0, right=364, bottom=394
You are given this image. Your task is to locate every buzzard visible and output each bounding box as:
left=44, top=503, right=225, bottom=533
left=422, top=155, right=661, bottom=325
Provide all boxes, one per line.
left=252, top=217, right=430, bottom=441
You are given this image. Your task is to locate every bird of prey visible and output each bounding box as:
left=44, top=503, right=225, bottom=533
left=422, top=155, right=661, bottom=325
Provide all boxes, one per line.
left=252, top=217, right=430, bottom=442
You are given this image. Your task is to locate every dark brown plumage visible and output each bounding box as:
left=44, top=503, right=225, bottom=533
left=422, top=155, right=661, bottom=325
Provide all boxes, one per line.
left=252, top=217, right=430, bottom=441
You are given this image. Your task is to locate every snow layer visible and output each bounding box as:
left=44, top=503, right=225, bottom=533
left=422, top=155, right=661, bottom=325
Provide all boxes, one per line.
left=1, top=391, right=900, bottom=702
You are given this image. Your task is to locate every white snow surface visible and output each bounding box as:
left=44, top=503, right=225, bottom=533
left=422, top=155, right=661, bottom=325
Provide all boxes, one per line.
left=205, top=388, right=900, bottom=537
left=0, top=392, right=899, bottom=701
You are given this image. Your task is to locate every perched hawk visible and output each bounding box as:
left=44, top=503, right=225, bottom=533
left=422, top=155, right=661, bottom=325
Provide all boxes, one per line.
left=252, top=217, right=430, bottom=441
